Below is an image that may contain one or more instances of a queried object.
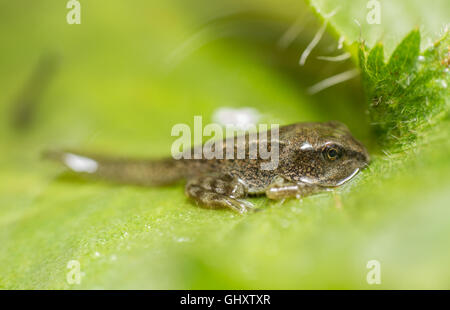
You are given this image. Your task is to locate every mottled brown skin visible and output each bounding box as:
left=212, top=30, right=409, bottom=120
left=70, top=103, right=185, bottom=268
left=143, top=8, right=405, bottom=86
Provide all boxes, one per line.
left=45, top=121, right=369, bottom=213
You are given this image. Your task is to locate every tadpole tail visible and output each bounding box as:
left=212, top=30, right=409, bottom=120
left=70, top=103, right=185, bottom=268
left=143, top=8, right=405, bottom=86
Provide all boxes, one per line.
left=43, top=150, right=186, bottom=186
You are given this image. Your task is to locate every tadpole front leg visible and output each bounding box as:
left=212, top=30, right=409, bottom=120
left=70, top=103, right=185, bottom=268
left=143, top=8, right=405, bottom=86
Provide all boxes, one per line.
left=265, top=181, right=321, bottom=200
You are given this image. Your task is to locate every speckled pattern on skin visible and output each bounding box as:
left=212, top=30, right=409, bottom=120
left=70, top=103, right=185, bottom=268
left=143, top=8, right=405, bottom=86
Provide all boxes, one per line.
left=45, top=121, right=370, bottom=213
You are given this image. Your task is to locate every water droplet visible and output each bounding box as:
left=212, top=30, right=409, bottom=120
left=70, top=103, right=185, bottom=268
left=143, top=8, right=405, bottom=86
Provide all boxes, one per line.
left=120, top=231, right=129, bottom=239
left=212, top=107, right=260, bottom=131
left=176, top=237, right=190, bottom=243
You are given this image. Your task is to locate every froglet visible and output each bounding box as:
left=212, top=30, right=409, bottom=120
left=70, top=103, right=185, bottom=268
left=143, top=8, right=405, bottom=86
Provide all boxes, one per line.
left=45, top=121, right=369, bottom=213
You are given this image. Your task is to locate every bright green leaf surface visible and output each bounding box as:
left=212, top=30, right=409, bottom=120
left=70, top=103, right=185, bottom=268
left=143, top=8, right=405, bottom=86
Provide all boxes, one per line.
left=0, top=0, right=449, bottom=289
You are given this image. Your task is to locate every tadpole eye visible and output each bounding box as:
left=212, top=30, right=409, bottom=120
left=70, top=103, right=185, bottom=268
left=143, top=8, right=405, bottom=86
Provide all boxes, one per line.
left=323, top=145, right=341, bottom=161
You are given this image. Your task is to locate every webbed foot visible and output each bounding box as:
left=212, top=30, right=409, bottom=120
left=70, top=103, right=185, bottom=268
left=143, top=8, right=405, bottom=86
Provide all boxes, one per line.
left=185, top=175, right=254, bottom=214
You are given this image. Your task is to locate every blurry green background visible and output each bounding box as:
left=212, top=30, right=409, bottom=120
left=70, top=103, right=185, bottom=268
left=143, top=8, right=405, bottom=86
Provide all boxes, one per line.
left=0, top=0, right=449, bottom=289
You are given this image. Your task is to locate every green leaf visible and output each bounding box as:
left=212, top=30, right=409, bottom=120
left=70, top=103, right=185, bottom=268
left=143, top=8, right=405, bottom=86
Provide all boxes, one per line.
left=1, top=0, right=450, bottom=289
left=387, top=30, right=420, bottom=77
left=359, top=29, right=449, bottom=149
left=308, top=0, right=449, bottom=55
left=367, top=43, right=386, bottom=79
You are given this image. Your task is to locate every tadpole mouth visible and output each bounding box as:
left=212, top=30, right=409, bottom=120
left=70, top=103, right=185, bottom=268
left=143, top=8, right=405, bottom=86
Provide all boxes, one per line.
left=334, top=167, right=360, bottom=186
left=318, top=166, right=362, bottom=188
left=359, top=150, right=370, bottom=170
left=362, top=148, right=370, bottom=165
